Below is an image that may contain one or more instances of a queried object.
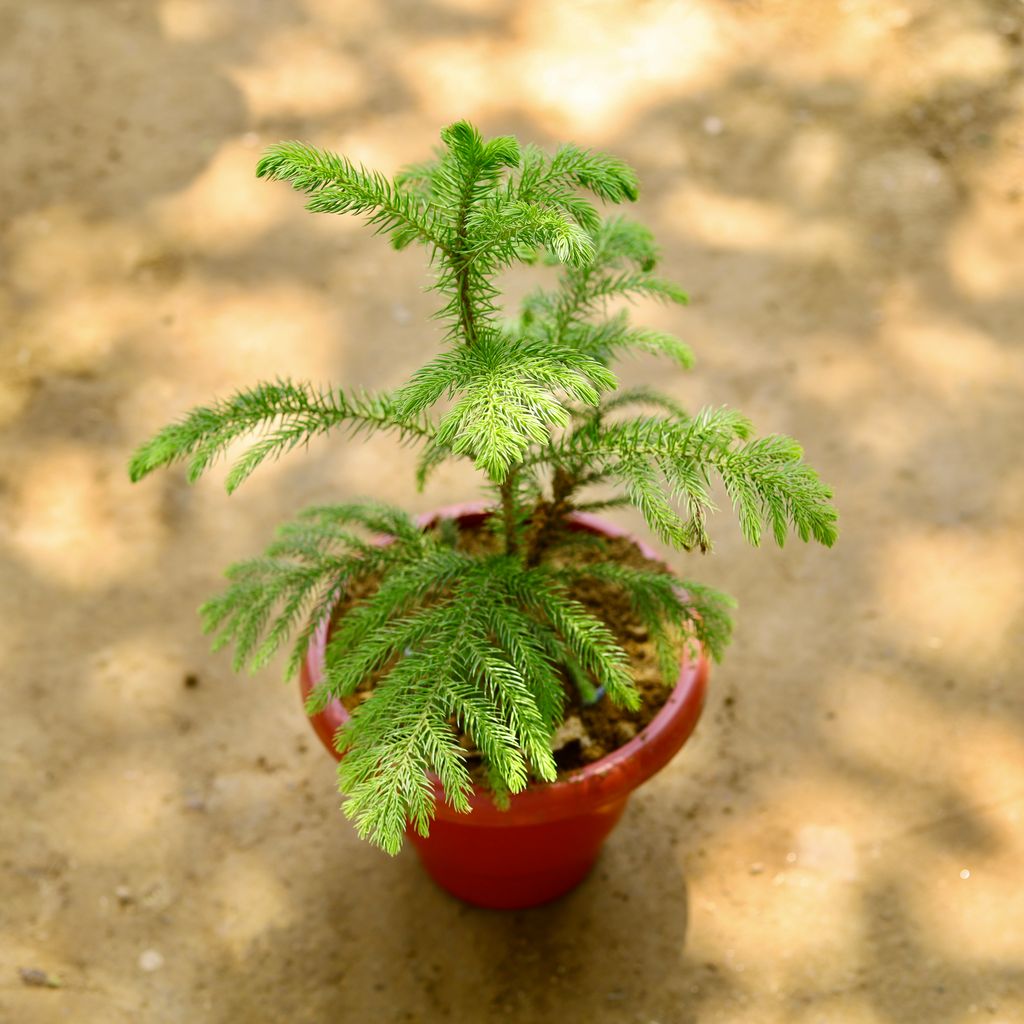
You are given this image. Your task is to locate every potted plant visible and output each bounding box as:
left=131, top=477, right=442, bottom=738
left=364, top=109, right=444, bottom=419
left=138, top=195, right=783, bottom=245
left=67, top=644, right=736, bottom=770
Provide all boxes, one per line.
left=130, top=121, right=836, bottom=909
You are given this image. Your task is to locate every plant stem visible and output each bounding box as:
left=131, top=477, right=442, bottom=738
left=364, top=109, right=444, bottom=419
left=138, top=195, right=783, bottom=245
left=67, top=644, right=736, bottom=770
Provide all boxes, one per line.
left=524, top=466, right=576, bottom=567
left=454, top=197, right=477, bottom=346
left=501, top=469, right=519, bottom=557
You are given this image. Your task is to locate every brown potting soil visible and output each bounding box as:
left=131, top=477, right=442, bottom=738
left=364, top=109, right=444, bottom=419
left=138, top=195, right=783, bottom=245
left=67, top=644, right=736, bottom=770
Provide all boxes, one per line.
left=335, top=519, right=679, bottom=778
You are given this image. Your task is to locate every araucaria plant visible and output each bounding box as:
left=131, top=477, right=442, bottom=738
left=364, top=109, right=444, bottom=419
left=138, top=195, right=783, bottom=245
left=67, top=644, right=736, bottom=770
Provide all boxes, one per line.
left=130, top=122, right=837, bottom=854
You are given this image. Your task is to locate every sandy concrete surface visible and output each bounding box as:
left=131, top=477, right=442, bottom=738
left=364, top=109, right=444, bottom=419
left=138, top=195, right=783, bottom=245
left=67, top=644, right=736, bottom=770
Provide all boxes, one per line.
left=2, top=1, right=1023, bottom=1021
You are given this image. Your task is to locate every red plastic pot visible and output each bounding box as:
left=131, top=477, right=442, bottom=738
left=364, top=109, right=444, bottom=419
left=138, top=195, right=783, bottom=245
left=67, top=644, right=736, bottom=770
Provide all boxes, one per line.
left=299, top=503, right=709, bottom=909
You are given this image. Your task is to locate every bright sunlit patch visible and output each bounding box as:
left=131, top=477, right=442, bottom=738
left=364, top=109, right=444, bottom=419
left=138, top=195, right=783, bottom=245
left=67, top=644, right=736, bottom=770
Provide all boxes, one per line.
left=829, top=669, right=972, bottom=783
left=911, top=815, right=1024, bottom=964
left=402, top=0, right=726, bottom=137
left=163, top=282, right=341, bottom=388
left=876, top=528, right=1023, bottom=661
left=50, top=760, right=180, bottom=859
left=228, top=33, right=367, bottom=119
left=793, top=345, right=878, bottom=405
left=429, top=0, right=507, bottom=12
left=210, top=852, right=295, bottom=956
left=885, top=318, right=1011, bottom=398
left=8, top=445, right=167, bottom=589
left=518, top=0, right=725, bottom=132
left=659, top=183, right=855, bottom=259
left=6, top=207, right=141, bottom=296
left=152, top=140, right=290, bottom=250
left=908, top=26, right=1011, bottom=88
left=158, top=0, right=230, bottom=41
left=952, top=722, right=1024, bottom=810
left=947, top=201, right=1024, bottom=300
left=781, top=127, right=845, bottom=202
left=82, top=639, right=189, bottom=725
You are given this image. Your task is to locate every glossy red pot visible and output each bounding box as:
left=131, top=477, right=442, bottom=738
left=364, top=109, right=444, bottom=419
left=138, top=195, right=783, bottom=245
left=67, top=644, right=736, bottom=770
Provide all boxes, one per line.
left=299, top=503, right=709, bottom=909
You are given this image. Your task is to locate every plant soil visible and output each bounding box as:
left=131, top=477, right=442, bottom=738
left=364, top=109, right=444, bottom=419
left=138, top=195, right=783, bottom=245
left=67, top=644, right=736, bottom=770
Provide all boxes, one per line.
left=334, top=518, right=678, bottom=780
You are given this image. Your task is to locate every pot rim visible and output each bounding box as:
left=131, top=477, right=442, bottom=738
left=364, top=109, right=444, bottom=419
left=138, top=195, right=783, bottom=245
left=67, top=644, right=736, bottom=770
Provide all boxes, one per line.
left=300, top=501, right=709, bottom=826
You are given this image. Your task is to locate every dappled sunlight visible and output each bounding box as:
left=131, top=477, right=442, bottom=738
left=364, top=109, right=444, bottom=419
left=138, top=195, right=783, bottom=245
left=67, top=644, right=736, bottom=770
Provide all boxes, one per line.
left=831, top=668, right=999, bottom=780
left=752, top=1, right=910, bottom=92
left=429, top=0, right=507, bottom=13
left=401, top=0, right=727, bottom=136
left=83, top=637, right=192, bottom=727
left=851, top=148, right=957, bottom=232
left=47, top=758, right=181, bottom=860
left=902, top=15, right=1014, bottom=91
left=687, top=829, right=864, bottom=975
left=952, top=723, right=1024, bottom=810
left=678, top=750, right=1024, bottom=1021
left=4, top=205, right=148, bottom=377
left=7, top=444, right=168, bottom=589
left=780, top=126, right=846, bottom=204
left=152, top=138, right=292, bottom=250
left=659, top=183, right=858, bottom=261
left=874, top=527, right=1023, bottom=662
left=882, top=308, right=1014, bottom=400
left=909, top=802, right=1024, bottom=964
left=158, top=0, right=231, bottom=42
left=14, top=284, right=142, bottom=378
left=228, top=30, right=368, bottom=119
left=2, top=0, right=1022, bottom=1020
left=298, top=0, right=382, bottom=33
left=208, top=851, right=296, bottom=957
left=764, top=1, right=1011, bottom=103
left=6, top=206, right=143, bottom=297
left=842, top=399, right=933, bottom=466
left=152, top=281, right=343, bottom=391
left=793, top=343, right=880, bottom=405
left=947, top=197, right=1024, bottom=300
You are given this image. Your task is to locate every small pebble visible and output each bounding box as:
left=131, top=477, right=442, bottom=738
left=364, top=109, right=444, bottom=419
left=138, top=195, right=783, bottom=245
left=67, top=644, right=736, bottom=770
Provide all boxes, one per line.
left=115, top=885, right=133, bottom=905
left=19, top=967, right=61, bottom=988
left=749, top=861, right=765, bottom=875
left=702, top=116, right=724, bottom=136
left=614, top=721, right=638, bottom=744
left=138, top=949, right=164, bottom=972
left=550, top=715, right=586, bottom=752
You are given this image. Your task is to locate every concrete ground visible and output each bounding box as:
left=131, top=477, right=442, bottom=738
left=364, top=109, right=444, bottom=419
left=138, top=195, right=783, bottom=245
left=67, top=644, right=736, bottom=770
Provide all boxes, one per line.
left=2, top=1, right=1023, bottom=1021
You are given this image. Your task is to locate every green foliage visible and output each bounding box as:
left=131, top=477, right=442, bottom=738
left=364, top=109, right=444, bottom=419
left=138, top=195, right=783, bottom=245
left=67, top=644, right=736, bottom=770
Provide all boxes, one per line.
left=130, top=122, right=838, bottom=854
left=128, top=380, right=432, bottom=493
left=395, top=332, right=616, bottom=480
left=533, top=408, right=838, bottom=553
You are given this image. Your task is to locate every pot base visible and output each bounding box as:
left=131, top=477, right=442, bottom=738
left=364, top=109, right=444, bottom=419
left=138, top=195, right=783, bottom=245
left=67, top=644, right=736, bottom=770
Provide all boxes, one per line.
left=408, top=801, right=629, bottom=909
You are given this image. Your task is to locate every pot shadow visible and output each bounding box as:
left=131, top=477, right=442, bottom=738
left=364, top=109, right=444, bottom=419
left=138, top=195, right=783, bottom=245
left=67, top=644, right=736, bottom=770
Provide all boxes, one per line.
left=192, top=783, right=734, bottom=1024
left=371, top=794, right=732, bottom=1023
